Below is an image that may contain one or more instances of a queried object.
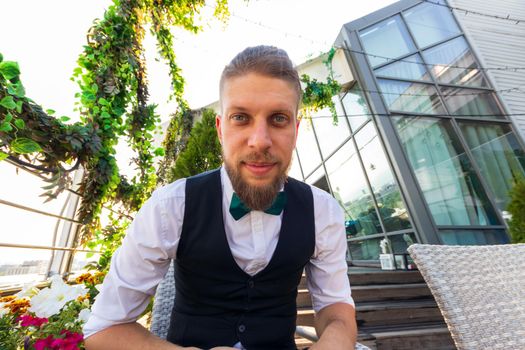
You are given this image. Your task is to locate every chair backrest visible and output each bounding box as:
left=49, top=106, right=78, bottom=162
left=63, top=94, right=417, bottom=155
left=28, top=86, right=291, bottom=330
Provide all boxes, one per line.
left=150, top=260, right=175, bottom=340
left=407, top=243, right=525, bottom=350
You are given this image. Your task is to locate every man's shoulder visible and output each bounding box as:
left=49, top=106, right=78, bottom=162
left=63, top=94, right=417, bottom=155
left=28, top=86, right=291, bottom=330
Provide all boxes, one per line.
left=151, top=177, right=187, bottom=202
left=288, top=176, right=335, bottom=201
left=287, top=176, right=339, bottom=207
left=153, top=168, right=221, bottom=201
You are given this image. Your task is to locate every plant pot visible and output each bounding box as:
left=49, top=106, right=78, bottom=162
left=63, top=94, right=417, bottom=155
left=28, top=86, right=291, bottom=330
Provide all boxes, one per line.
left=379, top=253, right=395, bottom=270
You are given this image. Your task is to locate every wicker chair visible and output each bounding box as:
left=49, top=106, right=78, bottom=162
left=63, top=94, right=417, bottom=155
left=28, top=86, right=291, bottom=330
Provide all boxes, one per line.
left=151, top=261, right=370, bottom=350
left=407, top=243, right=525, bottom=350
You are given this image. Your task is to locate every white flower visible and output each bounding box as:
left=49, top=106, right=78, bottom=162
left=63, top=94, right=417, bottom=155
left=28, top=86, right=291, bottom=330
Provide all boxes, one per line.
left=29, top=275, right=87, bottom=318
left=15, top=282, right=40, bottom=299
left=0, top=302, right=7, bottom=317
left=78, top=308, right=92, bottom=324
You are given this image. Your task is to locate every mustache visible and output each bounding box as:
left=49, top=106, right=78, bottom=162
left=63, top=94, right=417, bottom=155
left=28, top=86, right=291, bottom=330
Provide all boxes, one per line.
left=241, top=151, right=279, bottom=163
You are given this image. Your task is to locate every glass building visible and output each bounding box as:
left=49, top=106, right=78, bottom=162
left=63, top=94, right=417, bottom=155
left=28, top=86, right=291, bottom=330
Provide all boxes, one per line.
left=290, top=0, right=525, bottom=264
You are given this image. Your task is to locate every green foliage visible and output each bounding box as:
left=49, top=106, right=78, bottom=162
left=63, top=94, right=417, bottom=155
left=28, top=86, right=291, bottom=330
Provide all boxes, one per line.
left=0, top=0, right=231, bottom=243
left=85, top=213, right=130, bottom=273
left=156, top=107, right=194, bottom=185
left=169, top=108, right=222, bottom=182
left=301, top=47, right=341, bottom=124
left=507, top=178, right=525, bottom=243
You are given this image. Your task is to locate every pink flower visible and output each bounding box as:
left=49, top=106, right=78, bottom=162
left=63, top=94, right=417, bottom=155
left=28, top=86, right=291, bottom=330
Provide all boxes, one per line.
left=50, top=330, right=83, bottom=350
left=34, top=335, right=55, bottom=350
left=33, top=330, right=83, bottom=350
left=18, top=314, right=48, bottom=327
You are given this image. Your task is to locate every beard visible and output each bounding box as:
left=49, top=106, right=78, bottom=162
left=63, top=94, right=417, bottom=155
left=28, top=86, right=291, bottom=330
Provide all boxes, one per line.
left=224, top=150, right=289, bottom=211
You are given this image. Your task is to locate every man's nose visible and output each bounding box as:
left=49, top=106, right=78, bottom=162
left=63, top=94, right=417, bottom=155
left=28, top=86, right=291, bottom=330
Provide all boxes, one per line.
left=248, top=121, right=272, bottom=150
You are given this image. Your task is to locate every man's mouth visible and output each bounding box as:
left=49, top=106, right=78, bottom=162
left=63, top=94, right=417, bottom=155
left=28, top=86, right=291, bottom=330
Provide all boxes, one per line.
left=242, top=162, right=276, bottom=176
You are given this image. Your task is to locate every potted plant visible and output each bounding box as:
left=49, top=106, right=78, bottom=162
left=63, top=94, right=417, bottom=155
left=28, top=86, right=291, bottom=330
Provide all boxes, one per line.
left=379, top=238, right=395, bottom=270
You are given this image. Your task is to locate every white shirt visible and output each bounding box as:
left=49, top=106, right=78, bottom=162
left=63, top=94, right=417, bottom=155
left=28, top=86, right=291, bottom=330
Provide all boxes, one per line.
left=84, top=167, right=354, bottom=339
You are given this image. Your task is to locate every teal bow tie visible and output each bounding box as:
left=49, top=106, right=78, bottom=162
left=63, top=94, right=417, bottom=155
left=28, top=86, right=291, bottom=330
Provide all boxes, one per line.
left=229, top=192, right=287, bottom=220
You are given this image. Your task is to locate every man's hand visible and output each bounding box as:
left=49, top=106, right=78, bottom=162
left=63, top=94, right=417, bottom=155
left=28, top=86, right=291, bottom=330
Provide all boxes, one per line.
left=84, top=322, right=196, bottom=350
left=310, top=303, right=357, bottom=350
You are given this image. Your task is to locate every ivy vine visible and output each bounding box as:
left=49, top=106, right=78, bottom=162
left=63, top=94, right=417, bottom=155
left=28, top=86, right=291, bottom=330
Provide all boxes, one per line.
left=300, top=47, right=341, bottom=124
left=0, top=0, right=230, bottom=245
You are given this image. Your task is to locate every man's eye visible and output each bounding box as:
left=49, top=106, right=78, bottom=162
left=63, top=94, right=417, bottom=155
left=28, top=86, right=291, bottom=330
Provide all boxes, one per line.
left=272, top=114, right=288, bottom=123
left=231, top=114, right=248, bottom=122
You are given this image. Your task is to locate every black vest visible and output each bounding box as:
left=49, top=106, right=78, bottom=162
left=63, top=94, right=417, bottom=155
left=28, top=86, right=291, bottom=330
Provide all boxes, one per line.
left=166, top=169, right=315, bottom=350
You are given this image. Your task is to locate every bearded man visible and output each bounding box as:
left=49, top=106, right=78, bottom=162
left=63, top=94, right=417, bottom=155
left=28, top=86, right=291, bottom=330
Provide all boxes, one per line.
left=84, top=45, right=357, bottom=350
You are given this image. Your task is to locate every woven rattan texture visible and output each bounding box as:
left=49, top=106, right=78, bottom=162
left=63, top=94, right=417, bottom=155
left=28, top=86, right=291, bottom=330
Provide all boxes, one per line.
left=408, top=244, right=525, bottom=350
left=150, top=260, right=175, bottom=340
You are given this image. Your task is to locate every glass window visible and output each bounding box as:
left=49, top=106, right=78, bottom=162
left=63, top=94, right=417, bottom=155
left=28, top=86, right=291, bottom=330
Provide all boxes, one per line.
left=0, top=161, right=74, bottom=217
left=375, top=54, right=431, bottom=81
left=393, top=116, right=500, bottom=226
left=326, top=140, right=382, bottom=238
left=348, top=233, right=417, bottom=260
left=441, top=87, right=503, bottom=117
left=341, top=85, right=371, bottom=132
left=0, top=247, right=50, bottom=289
left=439, top=229, right=509, bottom=245
left=359, top=15, right=416, bottom=67
left=459, top=122, right=525, bottom=211
left=296, top=118, right=322, bottom=176
left=288, top=150, right=303, bottom=180
left=355, top=122, right=412, bottom=232
left=305, top=166, right=325, bottom=186
left=70, top=251, right=101, bottom=274
left=378, top=79, right=446, bottom=114
left=404, top=0, right=461, bottom=48
left=423, top=36, right=488, bottom=87
left=311, top=98, right=350, bottom=158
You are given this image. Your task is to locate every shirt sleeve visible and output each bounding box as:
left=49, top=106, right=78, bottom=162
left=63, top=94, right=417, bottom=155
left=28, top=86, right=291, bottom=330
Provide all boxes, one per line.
left=83, top=179, right=186, bottom=338
left=305, top=188, right=354, bottom=313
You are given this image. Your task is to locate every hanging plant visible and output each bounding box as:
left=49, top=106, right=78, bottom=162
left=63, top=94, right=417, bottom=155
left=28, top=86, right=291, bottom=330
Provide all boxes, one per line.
left=300, top=47, right=341, bottom=125
left=0, top=0, right=231, bottom=244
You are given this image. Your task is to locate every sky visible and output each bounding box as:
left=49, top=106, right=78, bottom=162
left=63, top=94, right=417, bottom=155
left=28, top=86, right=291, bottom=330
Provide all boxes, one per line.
left=0, top=0, right=398, bottom=265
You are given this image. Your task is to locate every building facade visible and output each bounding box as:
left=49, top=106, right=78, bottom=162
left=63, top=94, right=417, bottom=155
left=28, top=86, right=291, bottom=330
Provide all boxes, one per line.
left=290, top=0, right=525, bottom=264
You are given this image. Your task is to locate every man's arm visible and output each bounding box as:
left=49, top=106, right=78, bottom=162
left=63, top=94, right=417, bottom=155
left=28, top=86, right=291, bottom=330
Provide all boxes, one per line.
left=84, top=322, right=199, bottom=350
left=311, top=302, right=357, bottom=350
left=306, top=189, right=358, bottom=349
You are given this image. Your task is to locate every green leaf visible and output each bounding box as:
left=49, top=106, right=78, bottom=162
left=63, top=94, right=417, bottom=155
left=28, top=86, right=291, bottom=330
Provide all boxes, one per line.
left=60, top=116, right=71, bottom=122
left=0, top=151, right=8, bottom=161
left=0, top=96, right=16, bottom=109
left=13, top=81, right=25, bottom=97
left=0, top=61, right=20, bottom=80
left=154, top=147, right=165, bottom=156
left=0, top=122, right=12, bottom=132
left=11, top=137, right=42, bottom=154
left=16, top=100, right=23, bottom=113
left=6, top=81, right=25, bottom=97
left=0, top=53, right=3, bottom=63
left=46, top=109, right=56, bottom=115
left=4, top=112, right=13, bottom=122
left=14, top=119, right=25, bottom=129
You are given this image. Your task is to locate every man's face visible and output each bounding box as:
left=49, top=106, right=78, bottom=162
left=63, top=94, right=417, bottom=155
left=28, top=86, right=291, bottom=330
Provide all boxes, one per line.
left=217, top=72, right=300, bottom=210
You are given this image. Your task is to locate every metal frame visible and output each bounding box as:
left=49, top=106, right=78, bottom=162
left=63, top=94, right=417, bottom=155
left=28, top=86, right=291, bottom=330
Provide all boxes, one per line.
left=334, top=0, right=525, bottom=252
left=0, top=161, right=86, bottom=288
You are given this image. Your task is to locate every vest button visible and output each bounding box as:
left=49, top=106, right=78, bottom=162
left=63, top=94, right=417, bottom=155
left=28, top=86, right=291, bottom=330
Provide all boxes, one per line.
left=248, top=280, right=254, bottom=288
left=238, top=324, right=246, bottom=333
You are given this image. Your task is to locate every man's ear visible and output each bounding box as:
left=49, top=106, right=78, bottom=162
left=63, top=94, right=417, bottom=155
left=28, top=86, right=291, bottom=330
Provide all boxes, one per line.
left=216, top=114, right=223, bottom=145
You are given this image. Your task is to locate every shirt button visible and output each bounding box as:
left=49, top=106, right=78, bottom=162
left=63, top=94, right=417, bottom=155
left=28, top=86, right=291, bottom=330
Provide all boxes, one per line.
left=238, top=324, right=246, bottom=333
left=248, top=280, right=254, bottom=288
